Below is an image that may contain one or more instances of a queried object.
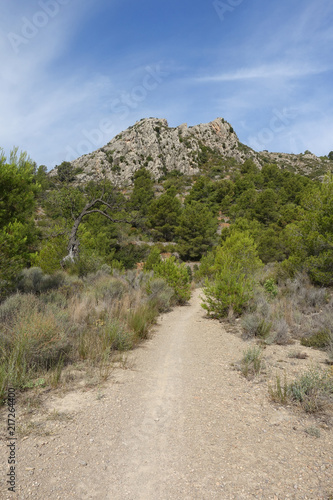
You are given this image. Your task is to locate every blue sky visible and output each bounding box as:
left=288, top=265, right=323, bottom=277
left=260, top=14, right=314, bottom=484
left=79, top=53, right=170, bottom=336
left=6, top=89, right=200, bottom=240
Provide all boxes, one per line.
left=1, top=0, right=333, bottom=169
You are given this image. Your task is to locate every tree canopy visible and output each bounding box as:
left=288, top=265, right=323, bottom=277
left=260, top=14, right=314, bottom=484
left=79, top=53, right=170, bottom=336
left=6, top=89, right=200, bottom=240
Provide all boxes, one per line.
left=0, top=148, right=39, bottom=298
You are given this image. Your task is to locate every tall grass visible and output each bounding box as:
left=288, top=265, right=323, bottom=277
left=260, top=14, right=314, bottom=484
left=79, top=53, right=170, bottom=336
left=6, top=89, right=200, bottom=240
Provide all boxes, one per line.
left=0, top=268, right=177, bottom=403
left=241, top=269, right=333, bottom=357
left=269, top=367, right=333, bottom=413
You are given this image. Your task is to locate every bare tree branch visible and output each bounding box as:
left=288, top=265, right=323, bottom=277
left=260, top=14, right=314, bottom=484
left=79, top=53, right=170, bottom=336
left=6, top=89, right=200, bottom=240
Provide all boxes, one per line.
left=62, top=196, right=136, bottom=265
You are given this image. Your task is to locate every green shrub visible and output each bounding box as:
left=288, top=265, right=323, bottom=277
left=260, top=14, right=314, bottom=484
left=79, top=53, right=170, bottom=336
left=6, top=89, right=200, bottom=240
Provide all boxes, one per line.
left=36, top=234, right=68, bottom=274
left=241, top=346, right=263, bottom=378
left=214, top=230, right=263, bottom=277
left=64, top=251, right=104, bottom=277
left=268, top=374, right=289, bottom=404
left=289, top=368, right=333, bottom=412
left=146, top=277, right=174, bottom=312
left=144, top=247, right=162, bottom=271
left=202, top=231, right=262, bottom=318
left=194, top=251, right=215, bottom=282
left=269, top=368, right=333, bottom=413
left=301, top=331, right=331, bottom=349
left=152, top=257, right=191, bottom=305
left=17, top=267, right=66, bottom=295
left=264, top=278, right=278, bottom=298
left=203, top=268, right=254, bottom=317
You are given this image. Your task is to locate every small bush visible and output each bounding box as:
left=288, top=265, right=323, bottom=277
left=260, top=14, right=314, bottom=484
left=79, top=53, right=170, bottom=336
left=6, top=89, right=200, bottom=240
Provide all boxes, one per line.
left=203, top=269, right=254, bottom=318
left=282, top=274, right=328, bottom=313
left=146, top=277, right=173, bottom=312
left=289, top=368, right=333, bottom=412
left=12, top=309, right=70, bottom=369
left=0, top=306, right=71, bottom=401
left=202, top=232, right=262, bottom=318
left=287, top=351, right=308, bottom=359
left=48, top=356, right=64, bottom=388
left=305, top=426, right=321, bottom=438
left=0, top=293, right=39, bottom=324
left=77, top=318, right=132, bottom=364
left=93, top=277, right=127, bottom=303
left=17, top=267, right=65, bottom=294
left=301, top=331, right=331, bottom=349
left=269, top=368, right=333, bottom=413
left=302, top=287, right=328, bottom=310
left=124, top=270, right=146, bottom=290
left=58, top=276, right=84, bottom=299
left=264, top=278, right=278, bottom=298
left=272, top=318, right=290, bottom=345
left=249, top=292, right=271, bottom=316
left=17, top=267, right=43, bottom=294
left=99, top=319, right=133, bottom=353
left=65, top=252, right=104, bottom=277
left=241, top=346, right=264, bottom=378
left=241, top=313, right=271, bottom=338
left=40, top=291, right=68, bottom=309
left=152, top=257, right=191, bottom=305
left=85, top=265, right=112, bottom=284
left=144, top=247, right=162, bottom=271
left=268, top=373, right=289, bottom=404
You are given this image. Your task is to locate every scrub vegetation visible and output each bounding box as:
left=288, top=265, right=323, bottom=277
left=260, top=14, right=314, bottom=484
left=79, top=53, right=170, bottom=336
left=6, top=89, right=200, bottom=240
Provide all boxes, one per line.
left=1, top=145, right=333, bottom=406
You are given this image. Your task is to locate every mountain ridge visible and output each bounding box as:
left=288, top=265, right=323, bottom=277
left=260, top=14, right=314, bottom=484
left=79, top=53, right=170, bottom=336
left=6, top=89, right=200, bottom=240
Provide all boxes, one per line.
left=52, top=117, right=331, bottom=184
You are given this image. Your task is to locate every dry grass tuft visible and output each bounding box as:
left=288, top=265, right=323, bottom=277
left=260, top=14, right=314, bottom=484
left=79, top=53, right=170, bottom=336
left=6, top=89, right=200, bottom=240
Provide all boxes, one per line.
left=0, top=268, right=174, bottom=404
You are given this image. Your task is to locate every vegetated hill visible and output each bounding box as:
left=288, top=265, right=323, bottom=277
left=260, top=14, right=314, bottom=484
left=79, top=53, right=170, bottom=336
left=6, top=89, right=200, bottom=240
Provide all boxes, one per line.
left=52, top=117, right=332, bottom=185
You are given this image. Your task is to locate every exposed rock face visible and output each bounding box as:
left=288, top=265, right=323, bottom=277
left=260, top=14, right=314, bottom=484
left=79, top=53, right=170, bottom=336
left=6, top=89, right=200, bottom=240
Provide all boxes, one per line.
left=68, top=117, right=258, bottom=186
left=51, top=117, right=331, bottom=185
left=256, top=150, right=330, bottom=178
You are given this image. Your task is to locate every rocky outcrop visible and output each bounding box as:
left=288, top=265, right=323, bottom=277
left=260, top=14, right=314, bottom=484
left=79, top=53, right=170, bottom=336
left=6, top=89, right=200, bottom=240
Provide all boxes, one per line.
left=257, top=150, right=331, bottom=178
left=51, top=117, right=332, bottom=185
left=67, top=117, right=258, bottom=186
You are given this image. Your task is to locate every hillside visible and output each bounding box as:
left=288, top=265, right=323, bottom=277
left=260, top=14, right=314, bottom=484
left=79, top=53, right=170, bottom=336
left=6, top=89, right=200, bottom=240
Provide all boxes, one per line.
left=51, top=117, right=332, bottom=185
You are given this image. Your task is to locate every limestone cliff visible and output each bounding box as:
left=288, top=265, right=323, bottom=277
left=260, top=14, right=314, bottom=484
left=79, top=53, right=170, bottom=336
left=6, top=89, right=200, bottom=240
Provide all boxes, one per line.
left=68, top=117, right=258, bottom=186
left=52, top=117, right=331, bottom=185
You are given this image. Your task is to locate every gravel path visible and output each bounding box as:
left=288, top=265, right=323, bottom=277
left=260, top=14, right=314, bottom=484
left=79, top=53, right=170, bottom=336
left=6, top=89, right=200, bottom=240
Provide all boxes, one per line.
left=1, top=289, right=333, bottom=499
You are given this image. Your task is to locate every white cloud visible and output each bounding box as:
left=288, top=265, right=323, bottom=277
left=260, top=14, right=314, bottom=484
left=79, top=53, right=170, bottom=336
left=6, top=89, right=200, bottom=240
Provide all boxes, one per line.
left=195, top=62, right=330, bottom=83
left=1, top=0, right=332, bottom=166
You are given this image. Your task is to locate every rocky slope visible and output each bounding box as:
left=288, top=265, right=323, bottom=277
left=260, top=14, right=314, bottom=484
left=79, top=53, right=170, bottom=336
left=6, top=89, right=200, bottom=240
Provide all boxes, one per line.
left=54, top=117, right=332, bottom=185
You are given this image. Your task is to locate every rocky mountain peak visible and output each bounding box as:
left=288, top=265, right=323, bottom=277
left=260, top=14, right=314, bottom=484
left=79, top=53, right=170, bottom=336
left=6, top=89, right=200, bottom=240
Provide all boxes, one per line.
left=69, top=117, right=257, bottom=186
left=51, top=117, right=331, bottom=185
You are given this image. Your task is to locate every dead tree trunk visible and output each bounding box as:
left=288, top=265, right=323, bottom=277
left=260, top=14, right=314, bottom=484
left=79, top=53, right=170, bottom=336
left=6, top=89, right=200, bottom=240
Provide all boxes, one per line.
left=61, top=197, right=134, bottom=266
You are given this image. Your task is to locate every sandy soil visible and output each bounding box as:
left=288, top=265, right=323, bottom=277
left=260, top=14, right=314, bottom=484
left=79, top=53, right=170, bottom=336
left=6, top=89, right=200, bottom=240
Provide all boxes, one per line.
left=1, top=288, right=333, bottom=499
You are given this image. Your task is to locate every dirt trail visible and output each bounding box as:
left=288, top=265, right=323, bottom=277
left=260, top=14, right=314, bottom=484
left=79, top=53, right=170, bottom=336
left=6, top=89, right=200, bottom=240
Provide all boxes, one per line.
left=1, top=289, right=333, bottom=499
